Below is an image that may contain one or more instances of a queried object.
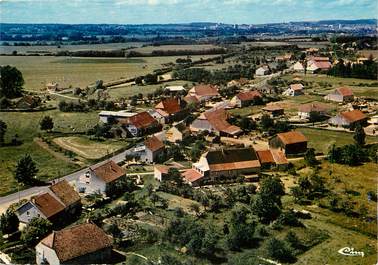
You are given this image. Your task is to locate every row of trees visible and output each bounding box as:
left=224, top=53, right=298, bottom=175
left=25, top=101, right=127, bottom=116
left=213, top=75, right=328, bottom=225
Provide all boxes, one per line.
left=0, top=65, right=24, bottom=99
left=328, top=59, right=377, bottom=80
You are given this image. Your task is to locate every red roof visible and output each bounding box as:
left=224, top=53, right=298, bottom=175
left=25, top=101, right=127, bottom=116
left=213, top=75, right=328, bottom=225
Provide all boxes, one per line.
left=92, top=161, right=125, bottom=183
left=290, top=83, right=304, bottom=91
left=155, top=98, right=181, bottom=115
left=340, top=109, right=366, bottom=123
left=182, top=169, right=203, bottom=183
left=204, top=108, right=242, bottom=135
left=192, top=84, right=219, bottom=97
left=271, top=149, right=288, bottom=165
left=256, top=150, right=275, bottom=164
left=313, top=61, right=332, bottom=69
left=41, top=223, right=112, bottom=263
left=32, top=193, right=65, bottom=218
left=312, top=56, right=330, bottom=61
left=237, top=90, right=262, bottom=101
left=276, top=131, right=307, bottom=145
left=183, top=95, right=199, bottom=104
left=145, top=136, right=165, bottom=152
left=50, top=180, right=80, bottom=207
left=126, top=112, right=157, bottom=129
left=298, top=102, right=329, bottom=113
left=336, top=87, right=354, bottom=97
left=154, top=165, right=170, bottom=174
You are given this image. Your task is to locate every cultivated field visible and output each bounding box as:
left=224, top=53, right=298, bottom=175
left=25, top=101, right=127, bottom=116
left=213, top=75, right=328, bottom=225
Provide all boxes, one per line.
left=53, top=136, right=125, bottom=160
left=130, top=44, right=221, bottom=53
left=0, top=55, right=218, bottom=91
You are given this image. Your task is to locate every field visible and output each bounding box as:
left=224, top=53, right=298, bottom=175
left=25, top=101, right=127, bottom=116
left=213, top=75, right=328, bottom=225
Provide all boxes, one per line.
left=53, top=136, right=125, bottom=160
left=0, top=110, right=99, bottom=195
left=130, top=44, right=221, bottom=54
left=0, top=42, right=144, bottom=54
left=297, top=128, right=377, bottom=154
left=0, top=55, right=217, bottom=91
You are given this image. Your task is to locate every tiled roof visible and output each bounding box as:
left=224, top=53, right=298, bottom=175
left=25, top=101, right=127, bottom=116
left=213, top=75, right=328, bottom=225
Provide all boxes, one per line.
left=154, top=165, right=170, bottom=174
left=155, top=98, right=181, bottom=115
left=256, top=150, right=275, bottom=164
left=92, top=161, right=125, bottom=183
left=50, top=180, right=80, bottom=207
left=312, top=56, right=330, bottom=61
left=192, top=84, right=219, bottom=96
left=206, top=147, right=259, bottom=165
left=236, top=90, right=262, bottom=101
left=32, top=193, right=65, bottom=218
left=298, top=102, right=329, bottom=113
left=204, top=108, right=242, bottom=135
left=40, top=223, right=112, bottom=263
left=182, top=169, right=203, bottom=183
left=276, top=131, right=307, bottom=145
left=126, top=112, right=157, bottom=129
left=340, top=109, right=366, bottom=123
left=271, top=149, right=288, bottom=165
left=336, top=87, right=354, bottom=97
left=312, top=61, right=332, bottom=69
left=144, top=136, right=165, bottom=152
left=209, top=160, right=261, bottom=171
left=183, top=95, right=199, bottom=104
left=290, top=83, right=304, bottom=91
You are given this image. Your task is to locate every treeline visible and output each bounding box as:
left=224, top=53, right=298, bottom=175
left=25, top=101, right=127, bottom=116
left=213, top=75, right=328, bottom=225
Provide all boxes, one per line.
left=56, top=49, right=128, bottom=57
left=328, top=59, right=377, bottom=80
left=173, top=64, right=255, bottom=85
left=126, top=48, right=227, bottom=57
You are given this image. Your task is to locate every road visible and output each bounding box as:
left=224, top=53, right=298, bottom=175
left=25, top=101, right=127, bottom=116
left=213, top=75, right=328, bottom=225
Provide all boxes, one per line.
left=0, top=147, right=134, bottom=213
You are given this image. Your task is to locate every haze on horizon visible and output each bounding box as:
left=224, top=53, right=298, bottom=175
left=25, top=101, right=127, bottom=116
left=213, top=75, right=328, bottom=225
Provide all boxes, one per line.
left=0, top=0, right=377, bottom=25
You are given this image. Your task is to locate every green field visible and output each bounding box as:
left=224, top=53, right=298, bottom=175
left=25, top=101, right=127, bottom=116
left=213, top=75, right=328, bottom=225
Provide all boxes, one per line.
left=0, top=55, right=216, bottom=91
left=297, top=128, right=377, bottom=154
left=130, top=44, right=221, bottom=54
left=0, top=110, right=99, bottom=195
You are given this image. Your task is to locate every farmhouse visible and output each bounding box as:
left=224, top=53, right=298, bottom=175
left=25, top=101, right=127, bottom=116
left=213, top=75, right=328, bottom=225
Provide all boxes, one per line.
left=143, top=136, right=165, bottom=163
left=155, top=98, right=186, bottom=123
left=165, top=85, right=186, bottom=93
left=255, top=65, right=271, bottom=76
left=324, top=87, right=354, bottom=103
left=231, top=90, right=262, bottom=108
left=262, top=105, right=285, bottom=117
left=121, top=111, right=160, bottom=137
left=298, top=102, right=330, bottom=119
left=192, top=147, right=261, bottom=182
left=188, top=84, right=219, bottom=102
left=283, top=83, right=304, bottom=96
left=46, top=82, right=59, bottom=91
left=293, top=61, right=305, bottom=72
left=190, top=108, right=242, bottom=137
left=166, top=122, right=190, bottom=143
left=16, top=180, right=81, bottom=225
left=256, top=149, right=288, bottom=170
left=269, top=131, right=308, bottom=155
left=182, top=169, right=204, bottom=187
left=227, top=78, right=250, bottom=88
left=99, top=111, right=137, bottom=123
left=76, top=161, right=126, bottom=196
left=307, top=57, right=332, bottom=73
left=35, top=223, right=113, bottom=265
left=328, top=109, right=367, bottom=129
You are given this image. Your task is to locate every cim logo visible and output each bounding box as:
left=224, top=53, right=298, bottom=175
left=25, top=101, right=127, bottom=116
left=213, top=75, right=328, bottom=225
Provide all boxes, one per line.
left=338, top=247, right=364, bottom=257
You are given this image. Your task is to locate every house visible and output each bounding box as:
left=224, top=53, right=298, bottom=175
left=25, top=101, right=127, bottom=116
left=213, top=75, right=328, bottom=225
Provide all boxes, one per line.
left=188, top=84, right=219, bottom=102
left=231, top=90, right=262, bottom=108
left=35, top=223, right=113, bottom=265
left=190, top=108, right=242, bottom=137
left=298, top=102, right=330, bottom=119
left=16, top=180, right=81, bottom=225
left=182, top=169, right=204, bottom=187
left=154, top=165, right=171, bottom=182
left=166, top=122, right=190, bottom=143
left=227, top=78, right=250, bottom=88
left=293, top=61, right=305, bottom=72
left=46, top=82, right=59, bottom=91
left=191, top=147, right=261, bottom=182
left=328, top=109, right=367, bottom=129
left=255, top=65, right=271, bottom=76
left=76, top=161, right=126, bottom=196
left=99, top=111, right=137, bottom=123
left=256, top=149, right=289, bottom=170
left=262, top=105, right=285, bottom=117
left=183, top=95, right=200, bottom=106
left=143, top=136, right=165, bottom=163
left=276, top=54, right=293, bottom=62
left=15, top=95, right=41, bottom=109
left=269, top=131, right=308, bottom=155
left=165, top=85, right=186, bottom=94
left=155, top=98, right=186, bottom=123
left=324, top=87, right=354, bottom=103
left=307, top=57, right=332, bottom=73
left=283, top=83, right=304, bottom=97
left=120, top=111, right=160, bottom=137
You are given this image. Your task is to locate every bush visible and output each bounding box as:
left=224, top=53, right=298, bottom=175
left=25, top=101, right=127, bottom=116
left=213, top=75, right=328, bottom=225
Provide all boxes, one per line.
left=266, top=237, right=295, bottom=263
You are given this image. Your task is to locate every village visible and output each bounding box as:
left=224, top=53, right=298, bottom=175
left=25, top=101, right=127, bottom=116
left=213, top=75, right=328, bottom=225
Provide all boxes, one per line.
left=0, top=27, right=377, bottom=265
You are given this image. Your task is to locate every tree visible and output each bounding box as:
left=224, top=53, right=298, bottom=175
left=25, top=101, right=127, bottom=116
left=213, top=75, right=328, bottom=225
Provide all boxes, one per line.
left=15, top=154, right=38, bottom=185
left=0, top=209, right=19, bottom=234
left=266, top=237, right=295, bottom=262
left=304, top=148, right=317, bottom=166
left=0, top=65, right=24, bottom=98
left=353, top=124, right=366, bottom=146
left=40, top=116, right=54, bottom=132
left=21, top=217, right=52, bottom=246
left=0, top=120, right=7, bottom=146
left=259, top=176, right=285, bottom=206
left=260, top=114, right=274, bottom=131
left=309, top=111, right=322, bottom=125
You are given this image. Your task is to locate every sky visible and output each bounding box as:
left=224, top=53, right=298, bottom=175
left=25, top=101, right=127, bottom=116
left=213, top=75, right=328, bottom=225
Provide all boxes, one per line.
left=0, top=0, right=377, bottom=24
